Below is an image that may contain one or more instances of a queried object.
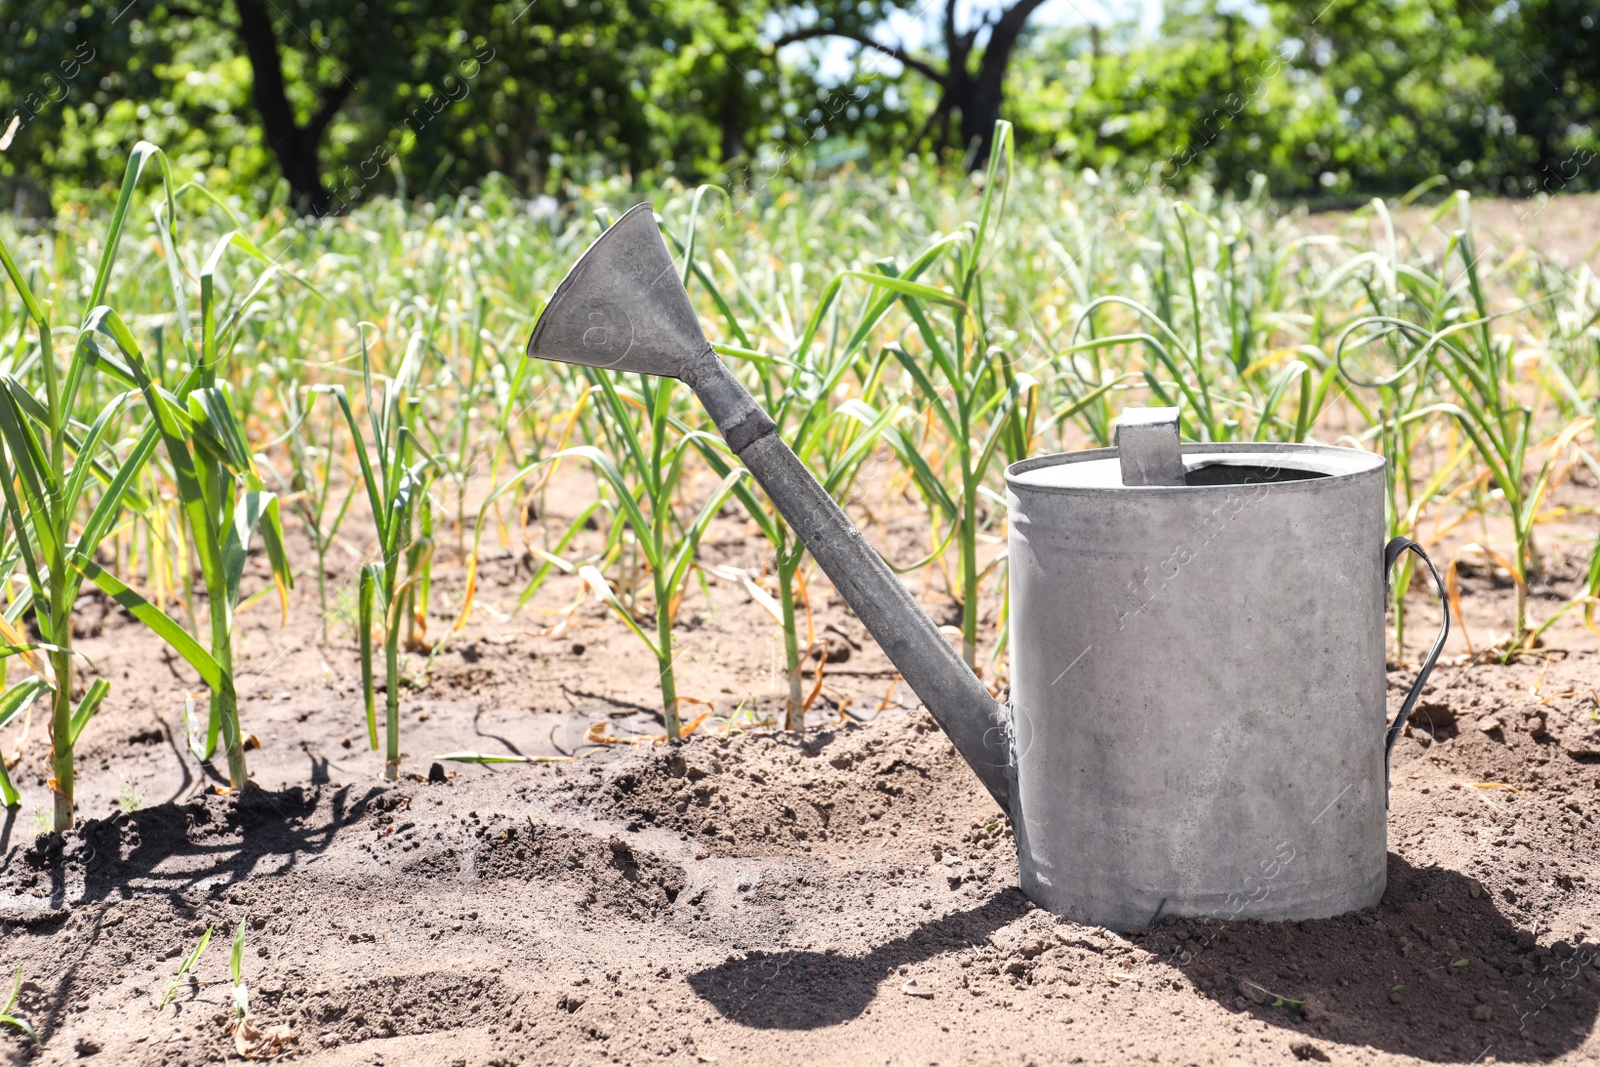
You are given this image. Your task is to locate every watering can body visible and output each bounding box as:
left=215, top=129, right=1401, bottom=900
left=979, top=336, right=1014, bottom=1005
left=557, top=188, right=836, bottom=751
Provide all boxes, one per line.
left=1006, top=442, right=1395, bottom=928
left=524, top=204, right=1445, bottom=931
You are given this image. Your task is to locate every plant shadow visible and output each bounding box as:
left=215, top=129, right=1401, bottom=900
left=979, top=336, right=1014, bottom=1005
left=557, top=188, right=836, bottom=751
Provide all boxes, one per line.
left=0, top=783, right=388, bottom=1044
left=0, top=782, right=384, bottom=917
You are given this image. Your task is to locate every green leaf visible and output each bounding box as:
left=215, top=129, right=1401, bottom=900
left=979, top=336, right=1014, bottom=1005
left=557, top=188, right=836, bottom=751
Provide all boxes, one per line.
left=578, top=564, right=658, bottom=659
left=0, top=677, right=51, bottom=732
left=68, top=678, right=111, bottom=747
left=312, top=384, right=386, bottom=544
left=222, top=490, right=288, bottom=611
left=666, top=468, right=746, bottom=594
left=964, top=119, right=1013, bottom=290
left=547, top=446, right=656, bottom=567
left=0, top=381, right=60, bottom=543
left=884, top=345, right=961, bottom=443
left=514, top=502, right=602, bottom=611
left=60, top=391, right=134, bottom=520
left=80, top=307, right=214, bottom=545
left=200, top=231, right=274, bottom=372
left=0, top=678, right=50, bottom=807
left=91, top=141, right=177, bottom=311
left=251, top=477, right=294, bottom=619
left=0, top=413, right=49, bottom=614
left=0, top=642, right=73, bottom=662
left=0, top=231, right=48, bottom=329
left=187, top=386, right=255, bottom=474
left=0, top=963, right=36, bottom=1044
left=229, top=918, right=248, bottom=1018
left=71, top=554, right=222, bottom=690
left=158, top=925, right=213, bottom=1010
left=358, top=563, right=380, bottom=750
left=77, top=421, right=163, bottom=561
left=4, top=378, right=51, bottom=431
left=0, top=755, right=19, bottom=809
left=882, top=425, right=960, bottom=522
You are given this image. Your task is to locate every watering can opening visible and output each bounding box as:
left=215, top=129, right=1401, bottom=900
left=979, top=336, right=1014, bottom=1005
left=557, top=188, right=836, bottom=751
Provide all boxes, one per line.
left=1182, top=462, right=1330, bottom=486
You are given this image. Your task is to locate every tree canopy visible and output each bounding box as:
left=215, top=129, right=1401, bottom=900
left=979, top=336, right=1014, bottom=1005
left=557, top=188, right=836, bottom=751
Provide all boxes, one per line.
left=2, top=0, right=1595, bottom=212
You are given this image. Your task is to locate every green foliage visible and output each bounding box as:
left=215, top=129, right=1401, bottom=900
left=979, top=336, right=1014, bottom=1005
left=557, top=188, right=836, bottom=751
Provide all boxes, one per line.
left=1270, top=0, right=1600, bottom=195
left=1006, top=0, right=1596, bottom=198
left=473, top=378, right=745, bottom=738
left=317, top=327, right=433, bottom=779
left=9, top=0, right=1597, bottom=210
left=229, top=918, right=249, bottom=1019
left=1010, top=11, right=1340, bottom=196
left=0, top=142, right=173, bottom=829
left=0, top=131, right=1594, bottom=790
left=876, top=122, right=1040, bottom=668
left=1, top=0, right=762, bottom=212
left=0, top=679, right=52, bottom=807
left=69, top=147, right=295, bottom=793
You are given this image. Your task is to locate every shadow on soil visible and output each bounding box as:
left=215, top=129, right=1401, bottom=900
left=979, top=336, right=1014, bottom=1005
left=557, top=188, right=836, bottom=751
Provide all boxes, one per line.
left=687, top=888, right=1033, bottom=1029
left=1142, top=854, right=1598, bottom=1063
left=688, top=858, right=1597, bottom=1061
left=0, top=783, right=387, bottom=1045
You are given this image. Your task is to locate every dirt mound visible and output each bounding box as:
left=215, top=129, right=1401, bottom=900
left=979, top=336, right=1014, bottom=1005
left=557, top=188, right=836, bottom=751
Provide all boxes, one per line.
left=270, top=971, right=517, bottom=1047
left=572, top=710, right=1011, bottom=863
left=470, top=816, right=687, bottom=916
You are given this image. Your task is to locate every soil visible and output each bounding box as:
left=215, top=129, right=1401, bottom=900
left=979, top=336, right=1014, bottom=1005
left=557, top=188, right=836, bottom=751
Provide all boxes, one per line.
left=1305, top=191, right=1600, bottom=272
left=0, top=413, right=1598, bottom=1064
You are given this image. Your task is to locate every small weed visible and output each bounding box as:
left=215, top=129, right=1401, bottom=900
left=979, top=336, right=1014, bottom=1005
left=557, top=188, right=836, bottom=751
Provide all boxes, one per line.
left=118, top=779, right=145, bottom=814
left=157, top=927, right=213, bottom=1009
left=229, top=919, right=248, bottom=1019
left=325, top=582, right=361, bottom=643
left=0, top=964, right=36, bottom=1044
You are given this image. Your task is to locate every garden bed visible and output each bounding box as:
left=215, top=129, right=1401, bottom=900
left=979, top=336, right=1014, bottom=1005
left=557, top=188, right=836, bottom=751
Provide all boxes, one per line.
left=0, top=482, right=1596, bottom=1066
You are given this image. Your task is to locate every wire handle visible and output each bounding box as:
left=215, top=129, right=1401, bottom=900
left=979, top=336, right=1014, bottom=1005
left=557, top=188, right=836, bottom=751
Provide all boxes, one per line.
left=1382, top=536, right=1449, bottom=802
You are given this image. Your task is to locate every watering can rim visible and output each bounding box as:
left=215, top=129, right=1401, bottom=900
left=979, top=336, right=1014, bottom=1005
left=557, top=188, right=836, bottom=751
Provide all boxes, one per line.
left=1006, top=440, right=1384, bottom=495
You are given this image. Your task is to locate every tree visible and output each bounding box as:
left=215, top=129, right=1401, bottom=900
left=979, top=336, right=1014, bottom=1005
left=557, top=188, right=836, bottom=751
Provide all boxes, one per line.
left=1, top=0, right=679, bottom=213
left=770, top=0, right=1052, bottom=165
left=1271, top=0, right=1600, bottom=194
left=229, top=0, right=352, bottom=214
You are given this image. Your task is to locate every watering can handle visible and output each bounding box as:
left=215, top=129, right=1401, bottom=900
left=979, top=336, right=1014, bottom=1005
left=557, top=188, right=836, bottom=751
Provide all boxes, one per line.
left=1381, top=536, right=1450, bottom=800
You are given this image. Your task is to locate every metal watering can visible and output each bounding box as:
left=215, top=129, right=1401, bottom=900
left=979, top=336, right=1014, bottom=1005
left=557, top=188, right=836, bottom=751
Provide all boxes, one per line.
left=526, top=205, right=1449, bottom=930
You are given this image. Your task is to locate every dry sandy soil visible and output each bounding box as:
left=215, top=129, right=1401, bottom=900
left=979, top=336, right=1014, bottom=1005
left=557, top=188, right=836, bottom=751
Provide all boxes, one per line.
left=1304, top=191, right=1600, bottom=272
left=0, top=449, right=1594, bottom=1067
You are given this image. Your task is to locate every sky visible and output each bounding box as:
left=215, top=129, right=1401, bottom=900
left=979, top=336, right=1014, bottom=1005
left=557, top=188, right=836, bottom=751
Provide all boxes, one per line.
left=775, top=0, right=1169, bottom=83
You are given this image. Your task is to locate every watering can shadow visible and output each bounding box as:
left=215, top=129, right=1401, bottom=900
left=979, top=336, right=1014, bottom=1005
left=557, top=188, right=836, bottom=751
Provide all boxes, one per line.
left=526, top=204, right=1450, bottom=930
left=685, top=889, right=1031, bottom=1030
left=680, top=857, right=1600, bottom=1063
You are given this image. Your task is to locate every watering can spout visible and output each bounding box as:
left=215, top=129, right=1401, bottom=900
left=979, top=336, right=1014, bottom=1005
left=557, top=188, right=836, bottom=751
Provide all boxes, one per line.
left=528, top=204, right=1014, bottom=815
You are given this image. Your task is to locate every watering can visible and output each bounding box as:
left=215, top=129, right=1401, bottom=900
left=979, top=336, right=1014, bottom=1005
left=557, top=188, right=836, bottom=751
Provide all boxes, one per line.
left=526, top=204, right=1449, bottom=929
